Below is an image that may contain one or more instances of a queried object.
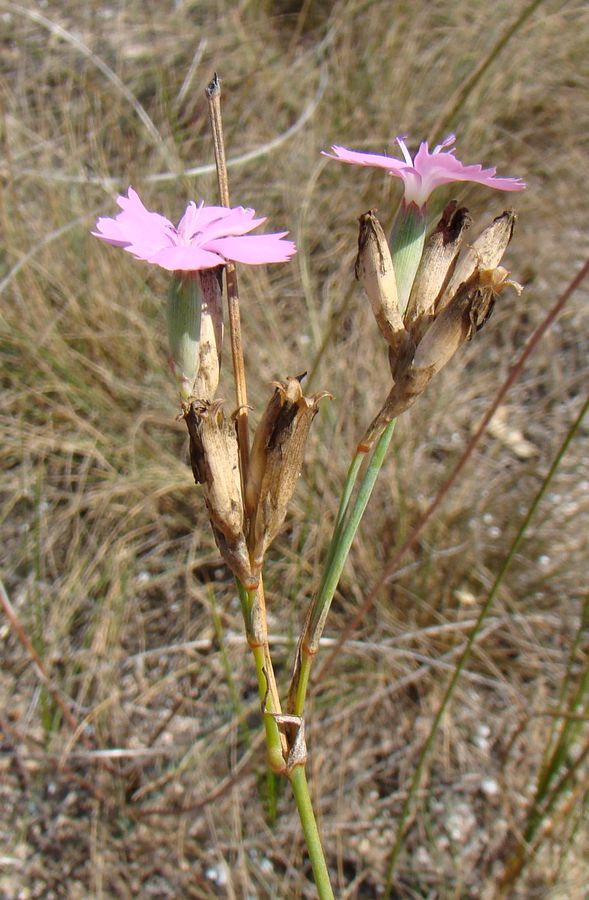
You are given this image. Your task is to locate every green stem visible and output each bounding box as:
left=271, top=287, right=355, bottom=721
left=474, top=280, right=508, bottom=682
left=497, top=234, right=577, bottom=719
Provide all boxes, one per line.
left=382, top=392, right=589, bottom=898
left=293, top=419, right=397, bottom=716
left=289, top=766, right=335, bottom=899
left=238, top=584, right=335, bottom=896
left=334, top=450, right=365, bottom=532
left=320, top=449, right=365, bottom=583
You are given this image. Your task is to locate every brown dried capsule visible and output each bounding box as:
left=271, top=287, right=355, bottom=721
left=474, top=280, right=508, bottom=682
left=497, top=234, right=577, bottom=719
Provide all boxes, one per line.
left=361, top=266, right=522, bottom=451
left=437, top=210, right=516, bottom=312
left=246, top=376, right=330, bottom=576
left=405, top=201, right=472, bottom=334
left=355, top=210, right=413, bottom=371
left=413, top=266, right=521, bottom=376
left=184, top=400, right=256, bottom=589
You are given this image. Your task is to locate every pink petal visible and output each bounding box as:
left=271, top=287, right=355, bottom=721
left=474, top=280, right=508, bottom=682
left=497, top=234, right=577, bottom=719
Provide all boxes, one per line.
left=324, top=137, right=526, bottom=206
left=93, top=188, right=296, bottom=271
left=412, top=141, right=525, bottom=200
left=176, top=201, right=205, bottom=242
left=206, top=233, right=296, bottom=265
left=198, top=209, right=268, bottom=242
left=92, top=217, right=132, bottom=247
left=93, top=187, right=175, bottom=255
left=176, top=202, right=267, bottom=243
left=148, top=245, right=225, bottom=271
left=322, top=145, right=408, bottom=174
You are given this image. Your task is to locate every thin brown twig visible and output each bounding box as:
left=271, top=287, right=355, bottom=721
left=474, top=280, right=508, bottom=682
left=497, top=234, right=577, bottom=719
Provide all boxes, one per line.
left=204, top=74, right=285, bottom=754
left=316, top=256, right=589, bottom=683
left=205, top=73, right=249, bottom=477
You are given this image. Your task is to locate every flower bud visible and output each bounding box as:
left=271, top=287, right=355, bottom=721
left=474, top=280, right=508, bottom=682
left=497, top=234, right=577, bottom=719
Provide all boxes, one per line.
left=184, top=400, right=256, bottom=589
left=246, top=376, right=330, bottom=576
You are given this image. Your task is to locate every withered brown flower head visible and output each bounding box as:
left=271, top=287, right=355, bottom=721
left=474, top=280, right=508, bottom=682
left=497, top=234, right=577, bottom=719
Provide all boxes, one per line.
left=184, top=399, right=256, bottom=589
left=355, top=206, right=522, bottom=449
left=246, top=376, right=331, bottom=577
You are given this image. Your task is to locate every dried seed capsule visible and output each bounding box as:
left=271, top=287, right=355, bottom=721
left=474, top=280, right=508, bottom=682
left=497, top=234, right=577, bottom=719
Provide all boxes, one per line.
left=355, top=210, right=413, bottom=363
left=437, top=210, right=516, bottom=312
left=246, top=377, right=330, bottom=576
left=413, top=266, right=522, bottom=375
left=405, top=202, right=472, bottom=332
left=184, top=400, right=256, bottom=589
left=360, top=266, right=522, bottom=451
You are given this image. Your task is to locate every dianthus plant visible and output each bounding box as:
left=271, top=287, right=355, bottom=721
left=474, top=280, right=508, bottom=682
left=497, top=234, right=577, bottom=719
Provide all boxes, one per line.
left=94, top=76, right=525, bottom=899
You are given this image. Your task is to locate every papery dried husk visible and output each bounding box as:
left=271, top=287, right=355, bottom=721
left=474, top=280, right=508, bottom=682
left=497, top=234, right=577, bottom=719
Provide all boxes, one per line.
left=246, top=376, right=330, bottom=576
left=405, top=202, right=472, bottom=335
left=437, top=210, right=515, bottom=312
left=356, top=210, right=413, bottom=364
left=184, top=399, right=256, bottom=588
left=360, top=266, right=522, bottom=450
left=192, top=268, right=224, bottom=402
left=414, top=266, right=521, bottom=374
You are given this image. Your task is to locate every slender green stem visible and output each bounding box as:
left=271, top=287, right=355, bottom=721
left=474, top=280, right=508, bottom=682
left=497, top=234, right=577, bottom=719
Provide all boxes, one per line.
left=238, top=586, right=335, bottom=896
left=293, top=419, right=397, bottom=716
left=289, top=766, right=335, bottom=899
left=321, top=449, right=365, bottom=582
left=334, top=450, right=365, bottom=532
left=382, top=392, right=589, bottom=898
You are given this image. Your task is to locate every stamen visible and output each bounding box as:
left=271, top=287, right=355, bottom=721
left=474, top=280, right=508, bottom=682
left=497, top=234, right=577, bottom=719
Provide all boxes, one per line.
left=433, top=134, right=456, bottom=155
left=395, top=135, right=414, bottom=166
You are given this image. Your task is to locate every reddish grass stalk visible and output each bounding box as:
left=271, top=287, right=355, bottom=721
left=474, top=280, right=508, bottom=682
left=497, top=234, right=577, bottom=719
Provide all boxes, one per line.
left=0, top=578, right=88, bottom=744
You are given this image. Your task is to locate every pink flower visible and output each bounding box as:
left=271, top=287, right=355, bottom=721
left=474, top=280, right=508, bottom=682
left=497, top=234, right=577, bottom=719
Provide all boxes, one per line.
left=323, top=134, right=526, bottom=207
left=93, top=188, right=296, bottom=271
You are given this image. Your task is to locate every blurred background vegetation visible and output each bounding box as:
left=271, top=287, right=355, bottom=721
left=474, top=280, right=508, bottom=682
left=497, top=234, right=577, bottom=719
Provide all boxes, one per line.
left=1, top=0, right=588, bottom=896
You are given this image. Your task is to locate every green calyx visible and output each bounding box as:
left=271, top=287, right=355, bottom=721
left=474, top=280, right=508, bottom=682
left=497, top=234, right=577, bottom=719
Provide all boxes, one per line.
left=389, top=201, right=428, bottom=315
left=167, top=274, right=202, bottom=401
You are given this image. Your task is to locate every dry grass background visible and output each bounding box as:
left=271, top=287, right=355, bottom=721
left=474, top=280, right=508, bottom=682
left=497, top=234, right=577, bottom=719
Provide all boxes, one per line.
left=1, top=0, right=588, bottom=897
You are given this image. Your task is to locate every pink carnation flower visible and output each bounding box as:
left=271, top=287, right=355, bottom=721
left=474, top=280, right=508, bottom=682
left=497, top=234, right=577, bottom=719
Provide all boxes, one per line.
left=323, top=134, right=526, bottom=207
left=93, top=188, right=296, bottom=271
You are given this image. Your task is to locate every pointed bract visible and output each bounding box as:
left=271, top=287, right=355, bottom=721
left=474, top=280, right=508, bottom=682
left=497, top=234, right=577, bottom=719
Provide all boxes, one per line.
left=437, top=210, right=516, bottom=311
left=355, top=210, right=414, bottom=378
